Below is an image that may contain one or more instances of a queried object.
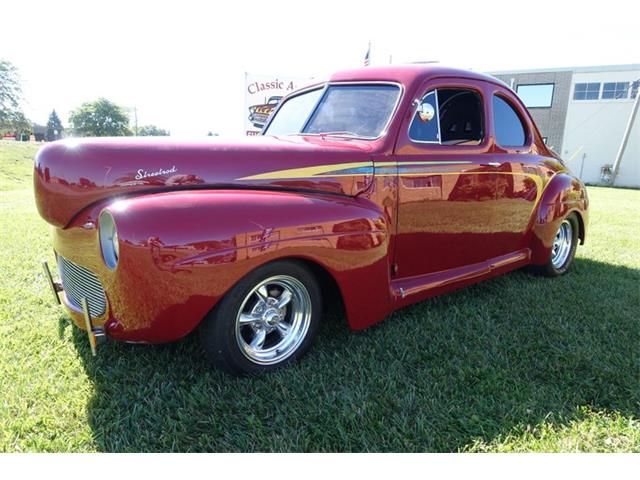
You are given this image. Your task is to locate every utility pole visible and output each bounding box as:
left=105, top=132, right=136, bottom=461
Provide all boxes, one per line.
left=610, top=81, right=640, bottom=186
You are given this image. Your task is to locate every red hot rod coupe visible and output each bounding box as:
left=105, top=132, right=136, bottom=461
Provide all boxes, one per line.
left=35, top=65, right=588, bottom=375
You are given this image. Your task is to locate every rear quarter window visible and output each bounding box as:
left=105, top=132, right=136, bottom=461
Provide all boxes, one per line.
left=492, top=95, right=527, bottom=147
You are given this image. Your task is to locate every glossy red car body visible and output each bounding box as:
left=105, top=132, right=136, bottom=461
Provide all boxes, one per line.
left=34, top=65, right=588, bottom=343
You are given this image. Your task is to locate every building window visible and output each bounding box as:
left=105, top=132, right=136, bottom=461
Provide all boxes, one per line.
left=573, top=83, right=600, bottom=100
left=602, top=82, right=630, bottom=99
left=516, top=84, right=554, bottom=108
left=630, top=81, right=639, bottom=99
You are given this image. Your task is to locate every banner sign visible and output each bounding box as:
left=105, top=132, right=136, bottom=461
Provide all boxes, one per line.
left=244, top=74, right=314, bottom=136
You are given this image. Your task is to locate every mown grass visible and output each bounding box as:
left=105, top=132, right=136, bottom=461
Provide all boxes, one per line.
left=0, top=140, right=638, bottom=452
left=0, top=141, right=38, bottom=191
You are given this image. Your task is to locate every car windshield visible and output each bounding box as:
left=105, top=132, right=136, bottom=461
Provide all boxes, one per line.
left=263, top=84, right=401, bottom=139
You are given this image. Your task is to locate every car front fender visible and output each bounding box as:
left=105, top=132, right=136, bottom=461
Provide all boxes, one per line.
left=97, top=189, right=393, bottom=341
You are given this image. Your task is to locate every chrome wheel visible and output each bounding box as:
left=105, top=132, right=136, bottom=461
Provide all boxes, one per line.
left=551, top=220, right=573, bottom=269
left=235, top=275, right=312, bottom=365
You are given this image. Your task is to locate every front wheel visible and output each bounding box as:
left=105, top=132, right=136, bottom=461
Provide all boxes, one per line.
left=534, top=214, right=579, bottom=277
left=200, top=260, right=322, bottom=376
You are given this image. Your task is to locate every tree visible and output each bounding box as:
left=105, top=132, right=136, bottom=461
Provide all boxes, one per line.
left=12, top=111, right=32, bottom=140
left=69, top=98, right=132, bottom=137
left=0, top=59, right=30, bottom=135
left=45, top=109, right=64, bottom=141
left=138, top=124, right=169, bottom=136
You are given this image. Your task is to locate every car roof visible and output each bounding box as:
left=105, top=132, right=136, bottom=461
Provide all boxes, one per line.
left=329, top=64, right=508, bottom=90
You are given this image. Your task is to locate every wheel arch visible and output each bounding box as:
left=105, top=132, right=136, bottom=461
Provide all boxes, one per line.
left=207, top=255, right=349, bottom=327
left=572, top=209, right=586, bottom=245
left=288, top=256, right=346, bottom=319
left=529, top=172, right=588, bottom=264
left=201, top=250, right=392, bottom=333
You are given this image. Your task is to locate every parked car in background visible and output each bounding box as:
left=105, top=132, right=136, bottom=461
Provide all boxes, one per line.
left=248, top=95, right=282, bottom=129
left=35, top=65, right=588, bottom=375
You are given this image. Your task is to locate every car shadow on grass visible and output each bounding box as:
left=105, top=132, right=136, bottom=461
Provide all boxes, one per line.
left=67, top=257, right=639, bottom=452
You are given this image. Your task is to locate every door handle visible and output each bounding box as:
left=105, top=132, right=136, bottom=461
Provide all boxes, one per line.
left=481, top=162, right=501, bottom=167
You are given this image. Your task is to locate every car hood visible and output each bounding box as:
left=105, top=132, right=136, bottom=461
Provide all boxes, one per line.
left=34, top=135, right=375, bottom=228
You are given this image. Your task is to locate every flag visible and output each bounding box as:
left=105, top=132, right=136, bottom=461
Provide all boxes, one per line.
left=364, top=43, right=370, bottom=67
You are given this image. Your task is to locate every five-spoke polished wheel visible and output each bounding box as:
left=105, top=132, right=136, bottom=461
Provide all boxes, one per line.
left=235, top=275, right=312, bottom=365
left=200, top=260, right=322, bottom=376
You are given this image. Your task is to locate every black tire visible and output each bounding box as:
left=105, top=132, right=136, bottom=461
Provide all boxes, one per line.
left=199, top=260, right=322, bottom=376
left=533, top=213, right=579, bottom=277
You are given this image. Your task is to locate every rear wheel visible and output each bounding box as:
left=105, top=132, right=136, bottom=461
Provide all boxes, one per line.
left=200, top=260, right=322, bottom=376
left=534, top=214, right=579, bottom=277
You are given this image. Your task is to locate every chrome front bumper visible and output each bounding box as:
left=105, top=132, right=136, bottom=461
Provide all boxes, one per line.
left=42, top=260, right=106, bottom=355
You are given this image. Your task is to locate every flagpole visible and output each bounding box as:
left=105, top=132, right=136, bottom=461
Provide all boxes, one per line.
left=364, top=41, right=371, bottom=67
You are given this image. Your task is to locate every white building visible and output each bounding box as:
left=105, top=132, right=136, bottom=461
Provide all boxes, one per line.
left=492, top=64, right=639, bottom=188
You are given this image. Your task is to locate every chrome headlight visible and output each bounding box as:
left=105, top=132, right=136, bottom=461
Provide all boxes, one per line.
left=99, top=210, right=119, bottom=269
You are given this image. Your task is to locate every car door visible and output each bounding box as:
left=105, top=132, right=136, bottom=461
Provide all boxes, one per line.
left=489, top=90, right=547, bottom=257
left=392, top=78, right=499, bottom=279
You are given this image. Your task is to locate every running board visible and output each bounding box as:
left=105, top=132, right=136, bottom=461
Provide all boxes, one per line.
left=391, top=249, right=530, bottom=300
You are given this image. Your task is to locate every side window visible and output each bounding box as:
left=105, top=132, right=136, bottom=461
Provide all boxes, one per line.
left=409, top=88, right=483, bottom=145
left=492, top=95, right=526, bottom=147
left=409, top=91, right=439, bottom=142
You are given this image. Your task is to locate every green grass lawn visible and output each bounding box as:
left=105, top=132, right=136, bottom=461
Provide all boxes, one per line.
left=0, top=140, right=638, bottom=452
left=0, top=141, right=38, bottom=191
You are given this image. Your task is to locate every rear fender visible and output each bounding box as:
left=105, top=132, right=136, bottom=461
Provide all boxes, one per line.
left=530, top=173, right=588, bottom=265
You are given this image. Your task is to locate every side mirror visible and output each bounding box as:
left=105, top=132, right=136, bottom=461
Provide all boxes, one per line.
left=417, top=102, right=435, bottom=122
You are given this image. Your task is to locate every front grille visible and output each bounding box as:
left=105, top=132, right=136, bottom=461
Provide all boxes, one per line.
left=57, top=255, right=107, bottom=317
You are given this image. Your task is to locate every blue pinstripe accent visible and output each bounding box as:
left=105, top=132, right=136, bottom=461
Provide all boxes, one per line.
left=321, top=166, right=375, bottom=176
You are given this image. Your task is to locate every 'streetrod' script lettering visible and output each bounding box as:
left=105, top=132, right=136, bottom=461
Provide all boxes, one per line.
left=135, top=166, right=178, bottom=180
